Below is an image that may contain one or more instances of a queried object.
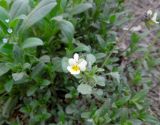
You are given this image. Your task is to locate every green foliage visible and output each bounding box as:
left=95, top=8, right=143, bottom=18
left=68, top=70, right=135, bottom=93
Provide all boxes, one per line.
left=9, top=0, right=29, bottom=20
left=0, top=0, right=159, bottom=124
left=22, top=37, right=44, bottom=49
left=20, top=0, right=57, bottom=31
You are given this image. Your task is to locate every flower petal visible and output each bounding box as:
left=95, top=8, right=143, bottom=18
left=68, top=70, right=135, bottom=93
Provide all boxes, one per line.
left=74, top=53, right=79, bottom=62
left=67, top=66, right=72, bottom=72
left=147, top=9, right=152, bottom=16
left=152, top=12, right=159, bottom=24
left=70, top=70, right=80, bottom=75
left=67, top=66, right=80, bottom=75
left=78, top=59, right=87, bottom=71
left=68, top=58, right=76, bottom=65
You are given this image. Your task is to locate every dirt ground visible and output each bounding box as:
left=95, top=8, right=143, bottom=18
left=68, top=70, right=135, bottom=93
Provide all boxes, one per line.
left=125, top=0, right=160, bottom=120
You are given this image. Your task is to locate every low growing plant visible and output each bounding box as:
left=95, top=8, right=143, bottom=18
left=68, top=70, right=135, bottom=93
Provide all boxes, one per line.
left=0, top=0, right=159, bottom=125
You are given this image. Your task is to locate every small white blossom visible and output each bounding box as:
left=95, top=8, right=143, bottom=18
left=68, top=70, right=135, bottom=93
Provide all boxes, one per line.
left=2, top=38, right=8, bottom=44
left=67, top=53, right=87, bottom=75
left=147, top=9, right=153, bottom=16
left=151, top=12, right=159, bottom=24
left=7, top=28, right=13, bottom=34
left=147, top=9, right=159, bottom=24
left=5, top=19, right=10, bottom=23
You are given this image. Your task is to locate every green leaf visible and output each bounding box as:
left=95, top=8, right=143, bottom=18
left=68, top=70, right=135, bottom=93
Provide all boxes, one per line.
left=145, top=20, right=158, bottom=29
left=31, top=62, right=45, bottom=78
left=131, top=89, right=148, bottom=103
left=85, top=119, right=95, bottom=125
left=52, top=57, right=63, bottom=72
left=96, top=34, right=105, bottom=48
left=81, top=112, right=91, bottom=119
left=94, top=75, right=106, bottom=87
left=34, top=110, right=51, bottom=122
left=40, top=80, right=51, bottom=89
left=20, top=0, right=57, bottom=30
left=86, top=54, right=96, bottom=67
left=13, top=45, right=23, bottom=63
left=130, top=33, right=140, bottom=51
left=65, top=104, right=76, bottom=114
left=133, top=71, right=142, bottom=84
left=109, top=15, right=117, bottom=24
left=23, top=63, right=31, bottom=70
left=39, top=55, right=50, bottom=63
left=12, top=72, right=26, bottom=81
left=0, top=63, right=10, bottom=77
left=144, top=114, right=160, bottom=124
left=122, top=120, right=132, bottom=125
left=9, top=0, right=29, bottom=19
left=70, top=3, right=92, bottom=15
left=134, top=102, right=143, bottom=110
left=95, top=89, right=103, bottom=96
left=0, top=44, right=13, bottom=54
left=4, top=80, right=14, bottom=92
left=74, top=42, right=91, bottom=52
left=22, top=37, right=44, bottom=49
left=0, top=6, right=9, bottom=21
left=95, top=53, right=106, bottom=60
left=77, top=84, right=92, bottom=95
left=131, top=119, right=142, bottom=125
left=53, top=16, right=74, bottom=42
left=2, top=97, right=18, bottom=118
left=61, top=57, right=69, bottom=73
left=108, top=72, right=120, bottom=83
left=131, top=33, right=140, bottom=44
left=27, top=85, right=37, bottom=96
left=115, top=96, right=130, bottom=107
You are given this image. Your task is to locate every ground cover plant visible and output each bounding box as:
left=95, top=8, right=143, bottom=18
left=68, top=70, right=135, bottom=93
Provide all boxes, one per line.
left=0, top=0, right=160, bottom=124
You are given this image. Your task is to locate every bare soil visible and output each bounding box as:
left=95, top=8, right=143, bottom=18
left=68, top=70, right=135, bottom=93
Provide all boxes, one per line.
left=125, top=0, right=160, bottom=120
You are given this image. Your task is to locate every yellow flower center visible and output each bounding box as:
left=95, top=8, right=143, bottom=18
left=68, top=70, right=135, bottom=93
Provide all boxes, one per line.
left=71, top=65, right=80, bottom=72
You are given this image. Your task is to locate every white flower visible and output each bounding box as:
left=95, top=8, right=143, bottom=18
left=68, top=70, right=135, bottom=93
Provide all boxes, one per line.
left=151, top=12, right=159, bottom=24
left=5, top=19, right=10, bottom=23
left=147, top=9, right=153, bottom=16
left=147, top=9, right=159, bottom=24
left=67, top=53, right=87, bottom=75
left=7, top=28, right=13, bottom=34
left=2, top=38, right=8, bottom=44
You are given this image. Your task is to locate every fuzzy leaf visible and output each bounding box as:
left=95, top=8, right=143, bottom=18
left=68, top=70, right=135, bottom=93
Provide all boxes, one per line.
left=27, top=85, right=37, bottom=96
left=70, top=3, right=92, bottom=15
left=10, top=0, right=29, bottom=19
left=4, top=80, right=14, bottom=92
left=108, top=72, right=120, bottom=83
left=53, top=16, right=74, bottom=42
left=31, top=62, right=45, bottom=78
left=77, top=84, right=92, bottom=95
left=22, top=37, right=44, bottom=49
left=20, top=0, right=57, bottom=30
left=12, top=72, right=26, bottom=81
left=94, top=75, right=106, bottom=87
left=0, top=6, right=8, bottom=21
left=86, top=54, right=96, bottom=67
left=0, top=63, right=10, bottom=77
